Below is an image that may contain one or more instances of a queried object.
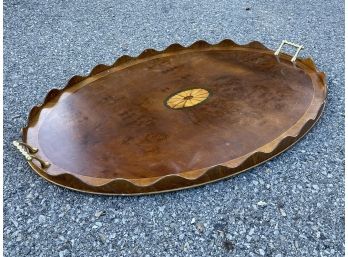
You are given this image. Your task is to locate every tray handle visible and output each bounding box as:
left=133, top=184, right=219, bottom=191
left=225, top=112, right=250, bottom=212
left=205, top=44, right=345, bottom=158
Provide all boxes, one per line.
left=274, top=40, right=304, bottom=62
left=13, top=140, right=50, bottom=169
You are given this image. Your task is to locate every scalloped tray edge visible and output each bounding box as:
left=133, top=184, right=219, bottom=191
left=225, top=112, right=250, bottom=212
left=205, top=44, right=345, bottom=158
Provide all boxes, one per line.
left=21, top=39, right=327, bottom=195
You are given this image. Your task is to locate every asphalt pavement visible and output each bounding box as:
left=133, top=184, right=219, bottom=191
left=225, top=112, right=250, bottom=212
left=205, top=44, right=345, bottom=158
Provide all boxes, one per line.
left=4, top=0, right=344, bottom=256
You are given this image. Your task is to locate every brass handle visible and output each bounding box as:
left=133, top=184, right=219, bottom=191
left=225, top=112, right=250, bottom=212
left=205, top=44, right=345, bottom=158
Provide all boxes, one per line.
left=13, top=141, right=50, bottom=169
left=274, top=40, right=304, bottom=62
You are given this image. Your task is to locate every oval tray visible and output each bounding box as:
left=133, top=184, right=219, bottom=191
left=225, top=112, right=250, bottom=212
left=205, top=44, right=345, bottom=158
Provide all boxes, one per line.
left=15, top=40, right=327, bottom=195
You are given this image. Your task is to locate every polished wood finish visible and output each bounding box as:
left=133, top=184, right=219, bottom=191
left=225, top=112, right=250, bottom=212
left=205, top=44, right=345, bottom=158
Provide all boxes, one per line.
left=22, top=40, right=327, bottom=195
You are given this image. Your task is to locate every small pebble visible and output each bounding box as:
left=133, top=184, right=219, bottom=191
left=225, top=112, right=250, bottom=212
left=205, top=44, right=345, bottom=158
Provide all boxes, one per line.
left=184, top=242, right=189, bottom=251
left=279, top=208, right=287, bottom=217
left=257, top=201, right=268, bottom=207
left=38, top=215, right=46, bottom=223
left=94, top=211, right=105, bottom=218
left=195, top=222, right=204, bottom=233
left=10, top=219, right=18, bottom=227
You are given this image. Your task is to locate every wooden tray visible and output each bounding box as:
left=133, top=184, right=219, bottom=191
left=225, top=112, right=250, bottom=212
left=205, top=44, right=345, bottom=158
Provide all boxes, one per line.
left=14, top=40, right=327, bottom=195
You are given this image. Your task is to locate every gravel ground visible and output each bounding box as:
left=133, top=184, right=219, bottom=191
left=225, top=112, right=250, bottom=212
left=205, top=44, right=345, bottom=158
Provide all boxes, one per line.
left=3, top=0, right=344, bottom=256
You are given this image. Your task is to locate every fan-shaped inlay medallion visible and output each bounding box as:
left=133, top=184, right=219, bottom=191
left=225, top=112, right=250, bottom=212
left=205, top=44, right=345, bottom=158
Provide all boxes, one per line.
left=166, top=88, right=209, bottom=109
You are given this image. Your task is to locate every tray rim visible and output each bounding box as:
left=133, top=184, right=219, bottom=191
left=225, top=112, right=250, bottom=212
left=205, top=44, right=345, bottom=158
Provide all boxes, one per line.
left=21, top=39, right=327, bottom=195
